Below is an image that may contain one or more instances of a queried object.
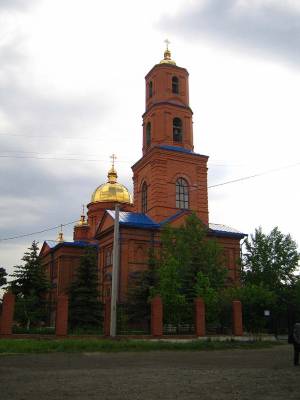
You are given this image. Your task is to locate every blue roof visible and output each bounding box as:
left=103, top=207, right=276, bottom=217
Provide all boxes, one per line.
left=158, top=145, right=207, bottom=157
left=45, top=240, right=97, bottom=250
left=209, top=223, right=247, bottom=239
left=107, top=210, right=160, bottom=229
left=159, top=210, right=187, bottom=226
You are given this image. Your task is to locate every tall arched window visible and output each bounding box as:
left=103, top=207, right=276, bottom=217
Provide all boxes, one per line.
left=146, top=122, right=151, bottom=147
left=105, top=248, right=112, bottom=266
left=172, top=76, right=179, bottom=94
left=142, top=182, right=148, bottom=213
left=149, top=81, right=153, bottom=98
left=176, top=178, right=189, bottom=209
left=173, top=118, right=183, bottom=142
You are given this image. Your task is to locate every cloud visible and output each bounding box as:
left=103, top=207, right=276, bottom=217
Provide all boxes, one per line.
left=0, top=0, right=37, bottom=11
left=161, top=0, right=300, bottom=65
left=0, top=13, right=113, bottom=259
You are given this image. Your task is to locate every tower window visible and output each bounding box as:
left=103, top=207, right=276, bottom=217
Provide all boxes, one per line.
left=176, top=178, right=189, bottom=209
left=146, top=122, right=151, bottom=147
left=172, top=76, right=179, bottom=94
left=149, top=81, right=153, bottom=98
left=142, top=182, right=148, bottom=213
left=173, top=118, right=183, bottom=143
left=105, top=248, right=112, bottom=266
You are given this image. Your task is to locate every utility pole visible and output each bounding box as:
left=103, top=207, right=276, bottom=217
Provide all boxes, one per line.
left=110, top=203, right=120, bottom=337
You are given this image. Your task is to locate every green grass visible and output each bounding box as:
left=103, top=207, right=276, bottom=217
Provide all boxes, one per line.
left=0, top=338, right=282, bottom=354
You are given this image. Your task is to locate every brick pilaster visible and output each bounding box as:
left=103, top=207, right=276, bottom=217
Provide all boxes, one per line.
left=194, top=297, right=206, bottom=337
left=232, top=300, right=243, bottom=336
left=0, top=292, right=15, bottom=336
left=104, top=297, right=111, bottom=337
left=151, top=295, right=163, bottom=337
left=55, top=295, right=69, bottom=336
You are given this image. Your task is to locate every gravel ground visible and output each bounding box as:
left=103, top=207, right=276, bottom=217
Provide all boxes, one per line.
left=0, top=344, right=299, bottom=400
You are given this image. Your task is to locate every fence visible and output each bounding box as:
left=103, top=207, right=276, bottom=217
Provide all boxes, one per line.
left=117, top=302, right=151, bottom=335
left=163, top=302, right=194, bottom=335
left=1, top=294, right=246, bottom=338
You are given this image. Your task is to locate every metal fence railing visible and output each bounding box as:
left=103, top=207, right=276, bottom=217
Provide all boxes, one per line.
left=163, top=302, right=194, bottom=335
left=117, top=302, right=151, bottom=335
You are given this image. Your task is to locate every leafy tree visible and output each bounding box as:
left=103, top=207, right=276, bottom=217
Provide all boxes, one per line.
left=129, top=214, right=227, bottom=328
left=127, top=248, right=158, bottom=323
left=222, top=284, right=276, bottom=333
left=0, top=267, right=7, bottom=287
left=242, top=227, right=299, bottom=290
left=241, top=227, right=300, bottom=333
left=10, top=241, right=50, bottom=329
left=158, top=213, right=227, bottom=302
left=68, top=248, right=102, bottom=330
left=194, top=272, right=219, bottom=323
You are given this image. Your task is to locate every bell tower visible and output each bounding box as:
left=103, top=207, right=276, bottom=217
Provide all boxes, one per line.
left=142, top=40, right=193, bottom=155
left=132, top=43, right=209, bottom=225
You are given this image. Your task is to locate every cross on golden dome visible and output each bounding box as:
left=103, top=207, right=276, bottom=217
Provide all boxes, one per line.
left=160, top=39, right=176, bottom=65
left=164, top=38, right=170, bottom=50
left=110, top=154, right=117, bottom=169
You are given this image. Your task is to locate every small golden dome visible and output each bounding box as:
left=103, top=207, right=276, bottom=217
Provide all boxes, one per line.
left=76, top=205, right=88, bottom=227
left=56, top=225, right=64, bottom=243
left=160, top=39, right=176, bottom=65
left=91, top=165, right=132, bottom=204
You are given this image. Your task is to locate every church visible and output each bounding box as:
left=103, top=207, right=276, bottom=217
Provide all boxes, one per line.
left=40, top=45, right=246, bottom=304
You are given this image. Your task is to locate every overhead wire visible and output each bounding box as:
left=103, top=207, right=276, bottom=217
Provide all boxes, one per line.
left=0, top=161, right=299, bottom=242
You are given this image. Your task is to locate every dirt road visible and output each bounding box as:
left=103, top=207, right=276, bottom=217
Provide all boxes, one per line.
left=0, top=344, right=299, bottom=400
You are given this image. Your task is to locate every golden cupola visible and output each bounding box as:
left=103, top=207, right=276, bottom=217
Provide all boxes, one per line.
left=91, top=162, right=132, bottom=204
left=160, top=39, right=176, bottom=65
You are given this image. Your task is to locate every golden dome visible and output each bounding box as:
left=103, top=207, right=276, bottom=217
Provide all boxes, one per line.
left=160, top=39, right=176, bottom=65
left=91, top=165, right=132, bottom=204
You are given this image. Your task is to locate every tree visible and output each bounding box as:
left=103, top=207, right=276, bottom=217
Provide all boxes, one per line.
left=194, top=272, right=220, bottom=323
left=68, top=248, right=102, bottom=330
left=222, top=284, right=276, bottom=333
left=242, top=227, right=300, bottom=333
left=0, top=267, right=7, bottom=288
left=129, top=214, right=227, bottom=329
left=157, top=214, right=227, bottom=302
left=242, top=227, right=299, bottom=290
left=10, top=241, right=50, bottom=329
left=127, top=248, right=158, bottom=324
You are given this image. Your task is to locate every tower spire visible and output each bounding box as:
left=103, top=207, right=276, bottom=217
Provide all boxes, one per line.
left=160, top=38, right=176, bottom=65
left=56, top=224, right=64, bottom=243
left=108, top=154, right=118, bottom=183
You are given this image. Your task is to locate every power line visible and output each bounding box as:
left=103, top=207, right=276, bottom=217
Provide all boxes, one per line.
left=0, top=162, right=299, bottom=243
left=0, top=221, right=78, bottom=242
left=0, top=155, right=131, bottom=163
left=208, top=162, right=300, bottom=188
left=0, top=133, right=107, bottom=142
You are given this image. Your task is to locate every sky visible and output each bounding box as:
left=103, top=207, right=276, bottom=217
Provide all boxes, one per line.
left=0, top=0, right=299, bottom=276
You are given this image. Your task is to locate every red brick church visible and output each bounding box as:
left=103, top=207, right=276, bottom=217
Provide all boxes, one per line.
left=40, top=45, right=246, bottom=303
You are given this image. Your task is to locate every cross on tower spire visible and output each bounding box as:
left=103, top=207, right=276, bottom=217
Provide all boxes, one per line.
left=110, top=153, right=117, bottom=169
left=164, top=38, right=170, bottom=51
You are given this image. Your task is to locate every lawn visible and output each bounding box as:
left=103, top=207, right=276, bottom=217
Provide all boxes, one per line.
left=0, top=338, right=282, bottom=354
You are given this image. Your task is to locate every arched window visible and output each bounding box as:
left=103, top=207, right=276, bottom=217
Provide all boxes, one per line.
left=149, top=81, right=153, bottom=98
left=146, top=122, right=151, bottom=147
left=142, top=182, right=148, bottom=213
left=176, top=178, right=189, bottom=209
left=173, top=118, right=183, bottom=142
left=172, top=76, right=179, bottom=94
left=105, top=248, right=112, bottom=266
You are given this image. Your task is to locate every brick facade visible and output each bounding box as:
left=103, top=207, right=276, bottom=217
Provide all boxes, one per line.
left=39, top=49, right=245, bottom=306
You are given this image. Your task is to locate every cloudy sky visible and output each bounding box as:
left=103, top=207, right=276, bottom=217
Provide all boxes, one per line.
left=0, top=0, right=299, bottom=275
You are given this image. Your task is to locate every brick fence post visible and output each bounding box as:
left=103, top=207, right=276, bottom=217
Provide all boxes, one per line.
left=194, top=297, right=206, bottom=337
left=0, top=292, right=15, bottom=336
left=232, top=300, right=243, bottom=336
left=151, top=295, right=163, bottom=337
left=104, top=297, right=111, bottom=337
left=55, top=295, right=69, bottom=337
